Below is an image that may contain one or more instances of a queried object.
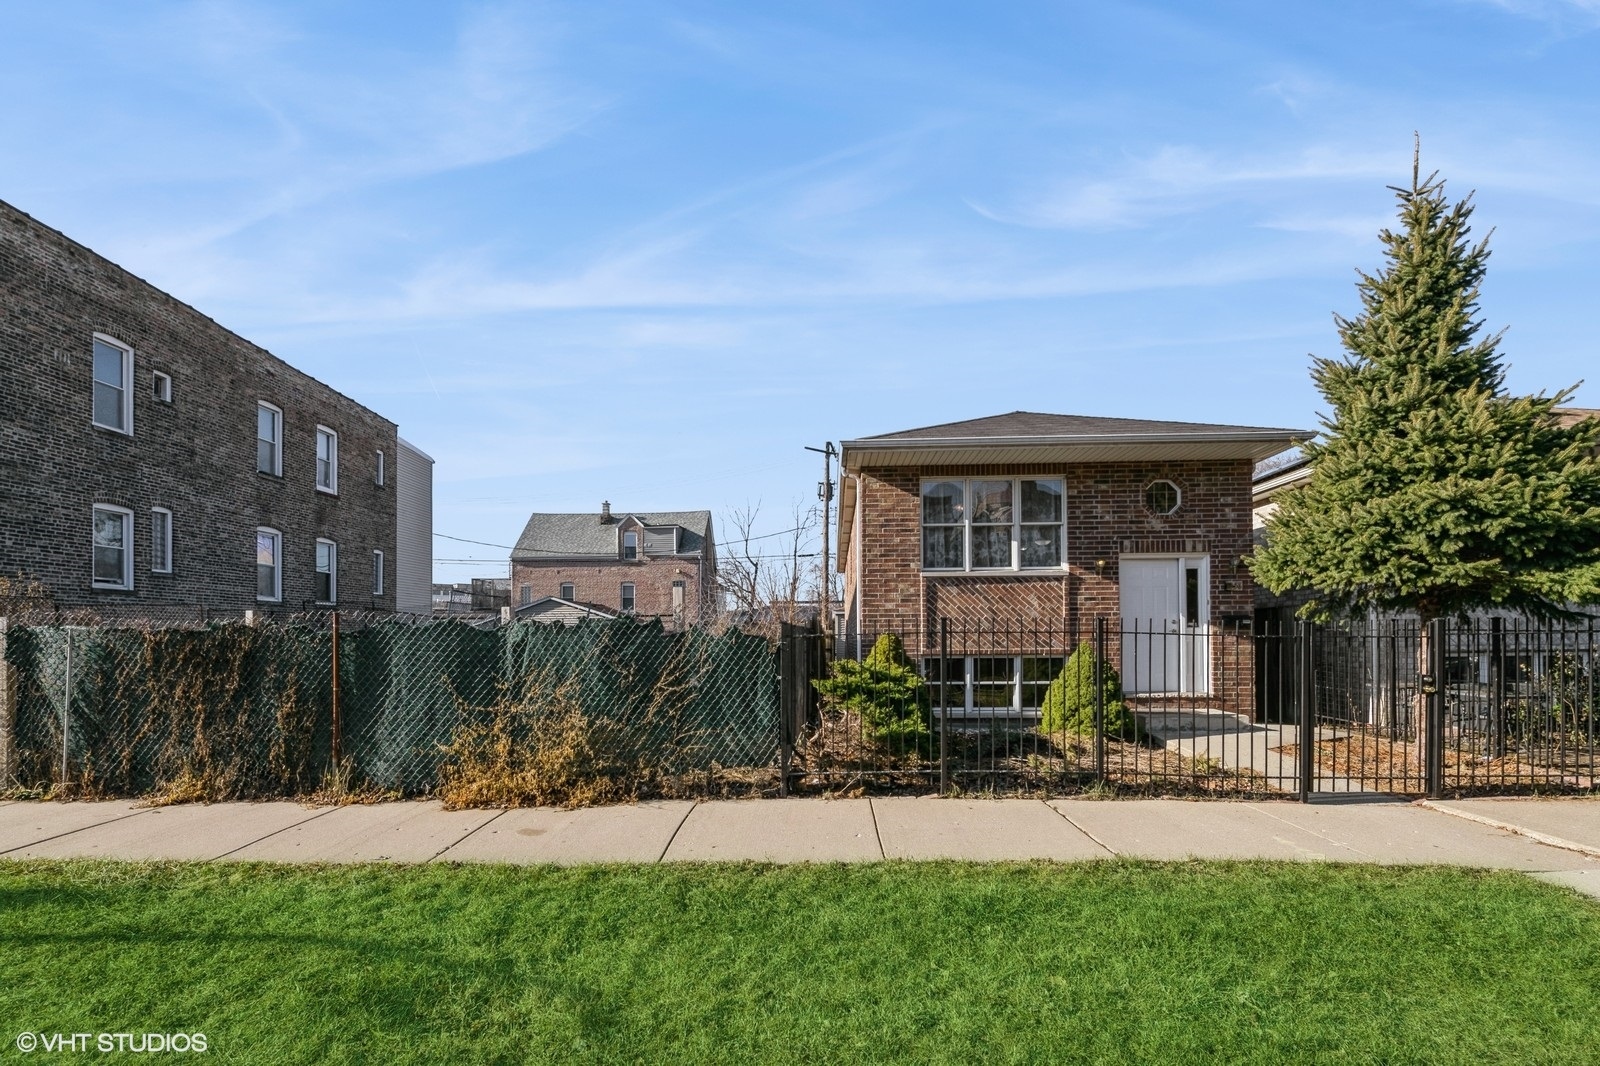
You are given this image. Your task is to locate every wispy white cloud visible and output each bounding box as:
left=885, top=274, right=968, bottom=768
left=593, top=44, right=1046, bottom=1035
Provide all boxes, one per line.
left=1460, top=0, right=1600, bottom=27
left=971, top=144, right=1399, bottom=231
left=69, top=2, right=606, bottom=293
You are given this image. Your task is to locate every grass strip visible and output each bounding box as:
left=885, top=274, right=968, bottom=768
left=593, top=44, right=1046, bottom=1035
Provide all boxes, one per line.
left=2, top=860, right=1598, bottom=1064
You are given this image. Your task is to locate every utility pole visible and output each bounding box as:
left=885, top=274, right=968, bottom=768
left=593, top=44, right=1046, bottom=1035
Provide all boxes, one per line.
left=804, top=442, right=837, bottom=636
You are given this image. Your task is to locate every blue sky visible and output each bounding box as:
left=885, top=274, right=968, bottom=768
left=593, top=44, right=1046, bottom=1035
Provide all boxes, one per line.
left=4, top=1, right=1599, bottom=579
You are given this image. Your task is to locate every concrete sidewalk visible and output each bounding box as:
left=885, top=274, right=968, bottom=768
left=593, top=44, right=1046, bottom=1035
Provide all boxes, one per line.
left=2, top=796, right=1598, bottom=890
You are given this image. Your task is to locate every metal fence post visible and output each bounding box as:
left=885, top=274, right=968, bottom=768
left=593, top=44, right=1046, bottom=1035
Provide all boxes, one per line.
left=1426, top=617, right=1446, bottom=799
left=1094, top=616, right=1107, bottom=783
left=0, top=618, right=14, bottom=789
left=939, top=618, right=949, bottom=796
left=777, top=623, right=793, bottom=798
left=330, top=611, right=343, bottom=770
left=1488, top=616, right=1505, bottom=759
left=1298, top=621, right=1315, bottom=802
left=62, top=627, right=73, bottom=789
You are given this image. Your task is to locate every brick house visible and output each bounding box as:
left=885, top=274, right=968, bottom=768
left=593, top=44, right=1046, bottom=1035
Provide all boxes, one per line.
left=510, top=504, right=717, bottom=626
left=0, top=199, right=433, bottom=614
left=837, top=412, right=1309, bottom=713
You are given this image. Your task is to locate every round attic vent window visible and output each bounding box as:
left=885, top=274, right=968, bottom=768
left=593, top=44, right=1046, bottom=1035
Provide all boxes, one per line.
left=1145, top=480, right=1181, bottom=516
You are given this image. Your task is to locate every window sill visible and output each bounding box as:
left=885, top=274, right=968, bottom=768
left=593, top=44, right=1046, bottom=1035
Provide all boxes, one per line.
left=315, top=486, right=339, bottom=497
left=91, top=583, right=134, bottom=592
left=921, top=568, right=1068, bottom=578
left=90, top=421, right=132, bottom=436
left=257, top=469, right=283, bottom=480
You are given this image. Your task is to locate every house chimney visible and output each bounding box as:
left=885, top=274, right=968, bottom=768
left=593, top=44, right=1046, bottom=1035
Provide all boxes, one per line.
left=600, top=500, right=612, bottom=523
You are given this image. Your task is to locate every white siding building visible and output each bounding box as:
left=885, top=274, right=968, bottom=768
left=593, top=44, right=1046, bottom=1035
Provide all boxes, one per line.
left=395, top=437, right=434, bottom=616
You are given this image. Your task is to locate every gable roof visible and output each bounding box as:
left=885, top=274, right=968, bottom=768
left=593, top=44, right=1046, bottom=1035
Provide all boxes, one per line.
left=514, top=596, right=619, bottom=621
left=842, top=410, right=1313, bottom=472
left=512, top=509, right=713, bottom=562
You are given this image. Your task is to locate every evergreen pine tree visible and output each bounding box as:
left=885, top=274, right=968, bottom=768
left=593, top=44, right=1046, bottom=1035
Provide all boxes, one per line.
left=1252, top=150, right=1600, bottom=623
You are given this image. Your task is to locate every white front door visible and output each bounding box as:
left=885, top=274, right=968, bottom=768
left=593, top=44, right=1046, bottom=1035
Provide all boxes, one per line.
left=1119, top=556, right=1210, bottom=694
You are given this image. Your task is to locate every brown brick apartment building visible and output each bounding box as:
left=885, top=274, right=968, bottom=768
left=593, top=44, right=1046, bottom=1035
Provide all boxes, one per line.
left=0, top=199, right=433, bottom=614
left=837, top=412, right=1310, bottom=713
left=510, top=504, right=717, bottom=626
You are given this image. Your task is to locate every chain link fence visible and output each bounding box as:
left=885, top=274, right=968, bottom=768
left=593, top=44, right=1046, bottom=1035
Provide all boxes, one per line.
left=0, top=612, right=780, bottom=805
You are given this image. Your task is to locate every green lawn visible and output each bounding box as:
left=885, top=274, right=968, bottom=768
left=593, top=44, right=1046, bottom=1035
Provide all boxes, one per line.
left=2, top=861, right=1598, bottom=1064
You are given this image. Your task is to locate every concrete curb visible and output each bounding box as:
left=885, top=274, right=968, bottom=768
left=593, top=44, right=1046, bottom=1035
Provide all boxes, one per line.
left=1417, top=799, right=1600, bottom=861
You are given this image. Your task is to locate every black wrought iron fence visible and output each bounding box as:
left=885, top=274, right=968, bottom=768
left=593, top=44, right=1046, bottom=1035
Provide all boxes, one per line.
left=801, top=616, right=1599, bottom=798
left=1271, top=616, right=1599, bottom=795
left=799, top=618, right=1288, bottom=797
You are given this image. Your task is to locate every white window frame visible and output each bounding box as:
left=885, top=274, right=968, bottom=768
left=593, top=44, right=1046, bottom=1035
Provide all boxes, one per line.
left=1145, top=479, right=1182, bottom=516
left=91, top=504, right=134, bottom=590
left=923, top=655, right=1067, bottom=718
left=257, top=402, right=283, bottom=477
left=150, top=507, right=173, bottom=574
left=375, top=449, right=385, bottom=487
left=256, top=527, right=283, bottom=602
left=316, top=426, right=339, bottom=494
left=91, top=334, right=134, bottom=435
left=519, top=584, right=533, bottom=606
left=620, top=582, right=636, bottom=613
left=919, top=476, right=1066, bottom=573
left=560, top=581, right=575, bottom=601
left=152, top=370, right=172, bottom=403
left=372, top=550, right=384, bottom=596
left=315, top=538, right=338, bottom=604
left=622, top=530, right=638, bottom=560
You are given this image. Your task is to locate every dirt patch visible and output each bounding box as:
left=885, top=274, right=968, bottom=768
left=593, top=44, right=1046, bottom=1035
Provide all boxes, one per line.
left=1276, top=731, right=1595, bottom=794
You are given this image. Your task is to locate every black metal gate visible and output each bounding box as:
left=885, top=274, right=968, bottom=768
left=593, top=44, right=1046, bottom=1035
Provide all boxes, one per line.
left=777, top=620, right=826, bottom=795
left=1271, top=617, right=1597, bottom=798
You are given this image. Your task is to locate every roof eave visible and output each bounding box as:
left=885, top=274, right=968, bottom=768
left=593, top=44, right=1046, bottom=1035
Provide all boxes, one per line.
left=841, top=430, right=1314, bottom=471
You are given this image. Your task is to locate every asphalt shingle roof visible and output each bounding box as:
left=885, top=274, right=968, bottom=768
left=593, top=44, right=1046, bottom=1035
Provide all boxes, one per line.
left=512, top=510, right=712, bottom=560
left=859, top=411, right=1310, bottom=441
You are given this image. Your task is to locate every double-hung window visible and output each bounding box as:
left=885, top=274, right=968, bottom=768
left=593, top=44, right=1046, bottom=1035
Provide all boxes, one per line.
left=623, top=531, right=638, bottom=560
left=923, top=655, right=1066, bottom=716
left=92, top=505, right=134, bottom=589
left=921, top=477, right=1063, bottom=571
left=315, top=539, right=338, bottom=604
left=620, top=582, right=636, bottom=613
left=257, top=403, right=282, bottom=476
left=92, top=335, right=133, bottom=433
left=151, top=508, right=172, bottom=573
left=256, top=528, right=282, bottom=601
left=316, top=427, right=338, bottom=493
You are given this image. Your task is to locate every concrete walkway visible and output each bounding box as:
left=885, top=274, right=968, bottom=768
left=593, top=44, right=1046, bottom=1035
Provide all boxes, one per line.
left=2, top=797, right=1598, bottom=893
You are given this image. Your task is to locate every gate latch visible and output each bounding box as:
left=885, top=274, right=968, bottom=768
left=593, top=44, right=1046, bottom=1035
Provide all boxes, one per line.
left=1418, top=673, right=1437, bottom=695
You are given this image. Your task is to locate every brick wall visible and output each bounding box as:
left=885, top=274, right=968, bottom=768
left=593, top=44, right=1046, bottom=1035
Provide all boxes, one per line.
left=843, top=459, right=1257, bottom=709
left=0, top=200, right=399, bottom=611
left=511, top=557, right=712, bottom=624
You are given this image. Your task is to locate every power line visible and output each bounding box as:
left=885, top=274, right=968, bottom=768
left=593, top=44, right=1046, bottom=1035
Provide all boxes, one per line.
left=434, top=532, right=515, bottom=549
left=436, top=524, right=816, bottom=557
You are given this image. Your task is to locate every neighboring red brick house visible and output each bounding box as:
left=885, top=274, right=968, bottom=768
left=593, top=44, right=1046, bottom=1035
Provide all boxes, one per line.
left=837, top=412, right=1309, bottom=712
left=510, top=504, right=716, bottom=626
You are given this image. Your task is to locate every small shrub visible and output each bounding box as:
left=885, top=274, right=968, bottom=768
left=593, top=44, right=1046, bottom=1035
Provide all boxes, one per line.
left=438, top=669, right=640, bottom=809
left=813, top=634, right=930, bottom=754
left=1038, top=642, right=1137, bottom=738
